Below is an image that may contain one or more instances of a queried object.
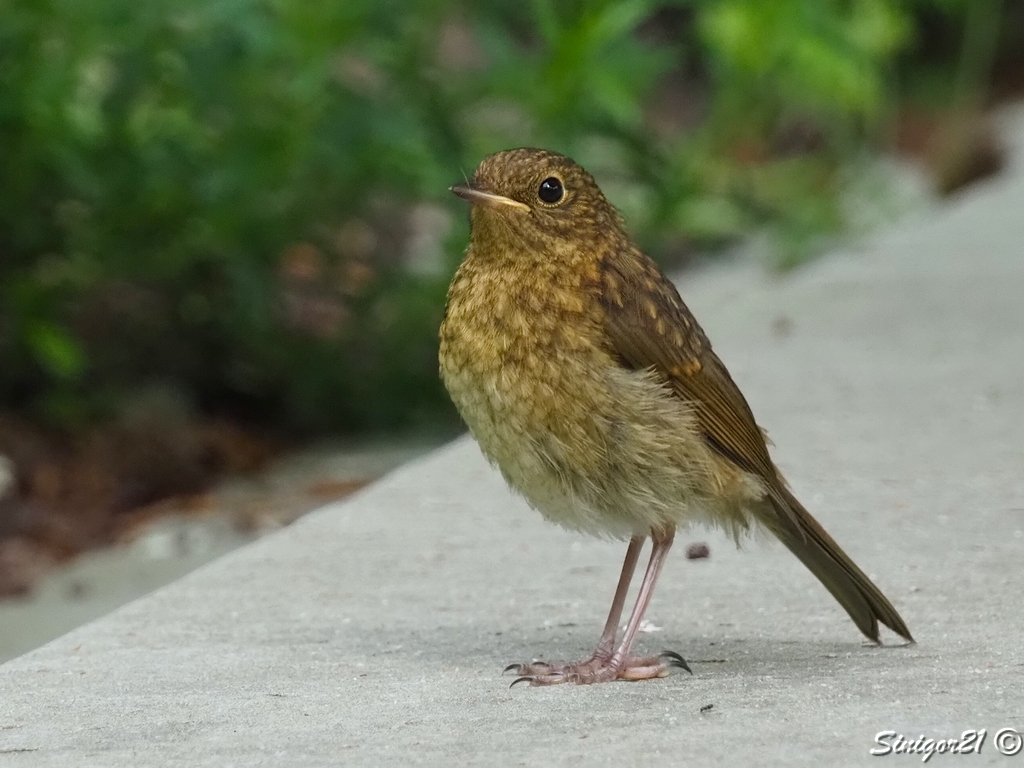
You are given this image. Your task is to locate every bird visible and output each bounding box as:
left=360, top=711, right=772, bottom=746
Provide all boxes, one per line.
left=438, top=148, right=913, bottom=686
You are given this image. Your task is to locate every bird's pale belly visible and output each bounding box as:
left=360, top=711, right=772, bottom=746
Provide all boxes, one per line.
left=441, top=332, right=764, bottom=540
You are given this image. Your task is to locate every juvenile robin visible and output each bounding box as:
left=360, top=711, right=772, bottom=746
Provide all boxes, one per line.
left=438, top=148, right=912, bottom=686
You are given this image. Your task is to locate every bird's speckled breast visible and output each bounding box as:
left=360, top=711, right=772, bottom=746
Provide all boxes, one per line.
left=439, top=245, right=614, bottom=479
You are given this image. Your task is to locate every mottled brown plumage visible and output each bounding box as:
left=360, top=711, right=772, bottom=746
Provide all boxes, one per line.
left=439, top=148, right=912, bottom=686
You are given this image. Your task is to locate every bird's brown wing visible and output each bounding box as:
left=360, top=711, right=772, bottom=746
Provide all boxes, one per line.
left=599, top=248, right=915, bottom=644
left=600, top=248, right=777, bottom=486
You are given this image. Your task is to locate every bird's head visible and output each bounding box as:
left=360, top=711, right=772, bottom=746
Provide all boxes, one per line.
left=451, top=148, right=625, bottom=251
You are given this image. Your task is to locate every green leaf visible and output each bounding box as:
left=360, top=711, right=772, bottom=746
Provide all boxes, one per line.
left=26, top=323, right=87, bottom=381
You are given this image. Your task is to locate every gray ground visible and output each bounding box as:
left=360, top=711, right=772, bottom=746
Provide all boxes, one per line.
left=1, top=106, right=1023, bottom=766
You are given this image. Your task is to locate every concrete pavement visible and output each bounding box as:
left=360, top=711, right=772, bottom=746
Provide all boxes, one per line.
left=1, top=106, right=1022, bottom=766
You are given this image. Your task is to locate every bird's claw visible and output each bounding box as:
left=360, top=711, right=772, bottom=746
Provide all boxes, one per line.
left=660, top=650, right=693, bottom=674
left=504, top=661, right=553, bottom=676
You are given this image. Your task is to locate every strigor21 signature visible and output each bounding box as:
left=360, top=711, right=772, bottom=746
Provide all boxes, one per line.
left=871, top=728, right=1024, bottom=761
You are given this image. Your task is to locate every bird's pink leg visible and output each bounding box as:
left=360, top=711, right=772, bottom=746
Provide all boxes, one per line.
left=508, top=528, right=689, bottom=686
left=608, top=527, right=680, bottom=681
left=505, top=536, right=642, bottom=679
left=593, top=534, right=644, bottom=659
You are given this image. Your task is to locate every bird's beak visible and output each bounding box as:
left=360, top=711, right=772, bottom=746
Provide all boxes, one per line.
left=450, top=184, right=530, bottom=212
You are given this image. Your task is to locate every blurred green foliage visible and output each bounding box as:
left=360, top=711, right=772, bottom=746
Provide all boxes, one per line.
left=0, top=0, right=1009, bottom=434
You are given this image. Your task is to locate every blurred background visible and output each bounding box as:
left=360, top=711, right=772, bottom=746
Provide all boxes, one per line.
left=0, top=0, right=1021, bottom=652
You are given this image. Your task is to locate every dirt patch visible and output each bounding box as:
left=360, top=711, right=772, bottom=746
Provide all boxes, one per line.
left=0, top=414, right=277, bottom=597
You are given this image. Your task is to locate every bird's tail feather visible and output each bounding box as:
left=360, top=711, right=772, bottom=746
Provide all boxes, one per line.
left=764, top=486, right=913, bottom=644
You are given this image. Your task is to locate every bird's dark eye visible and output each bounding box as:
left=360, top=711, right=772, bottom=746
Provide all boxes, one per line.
left=538, top=177, right=564, bottom=204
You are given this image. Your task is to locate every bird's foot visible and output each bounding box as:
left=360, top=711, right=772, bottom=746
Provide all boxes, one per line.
left=505, top=651, right=690, bottom=686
